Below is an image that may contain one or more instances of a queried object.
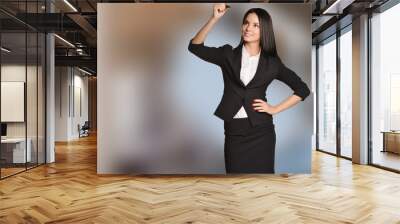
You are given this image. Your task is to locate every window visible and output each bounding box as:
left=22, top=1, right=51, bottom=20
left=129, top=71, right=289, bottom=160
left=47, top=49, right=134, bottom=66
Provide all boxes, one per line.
left=0, top=1, right=47, bottom=179
left=370, top=2, right=400, bottom=171
left=339, top=27, right=352, bottom=158
left=317, top=35, right=337, bottom=154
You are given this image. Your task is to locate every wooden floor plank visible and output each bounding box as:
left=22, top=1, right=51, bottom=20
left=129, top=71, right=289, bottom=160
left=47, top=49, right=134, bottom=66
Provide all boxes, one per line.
left=0, top=133, right=400, bottom=223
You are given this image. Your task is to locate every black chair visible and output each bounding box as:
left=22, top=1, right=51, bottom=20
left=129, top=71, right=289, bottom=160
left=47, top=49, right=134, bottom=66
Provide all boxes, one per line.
left=79, top=121, right=90, bottom=138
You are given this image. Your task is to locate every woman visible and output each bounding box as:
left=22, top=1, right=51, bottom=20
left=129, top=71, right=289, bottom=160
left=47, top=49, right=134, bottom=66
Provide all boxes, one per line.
left=188, top=4, right=310, bottom=174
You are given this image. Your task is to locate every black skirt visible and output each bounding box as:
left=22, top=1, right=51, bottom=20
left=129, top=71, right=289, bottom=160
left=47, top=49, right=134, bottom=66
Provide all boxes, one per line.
left=224, top=118, right=276, bottom=174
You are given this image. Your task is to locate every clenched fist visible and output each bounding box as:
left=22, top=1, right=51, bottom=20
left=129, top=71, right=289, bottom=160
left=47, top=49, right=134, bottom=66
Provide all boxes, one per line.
left=212, top=3, right=229, bottom=20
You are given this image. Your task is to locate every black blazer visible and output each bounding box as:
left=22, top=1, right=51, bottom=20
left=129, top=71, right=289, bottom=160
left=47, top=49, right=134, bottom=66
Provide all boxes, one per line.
left=188, top=39, right=310, bottom=127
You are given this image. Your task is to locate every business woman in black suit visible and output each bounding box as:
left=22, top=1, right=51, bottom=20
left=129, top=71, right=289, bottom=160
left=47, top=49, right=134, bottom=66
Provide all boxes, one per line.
left=188, top=4, right=310, bottom=174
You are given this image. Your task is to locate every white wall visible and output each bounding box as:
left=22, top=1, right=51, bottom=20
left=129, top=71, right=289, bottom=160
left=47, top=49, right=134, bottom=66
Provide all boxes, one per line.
left=55, top=67, right=70, bottom=141
left=72, top=73, right=89, bottom=138
left=55, top=67, right=89, bottom=141
left=1, top=65, right=39, bottom=138
left=1, top=63, right=46, bottom=164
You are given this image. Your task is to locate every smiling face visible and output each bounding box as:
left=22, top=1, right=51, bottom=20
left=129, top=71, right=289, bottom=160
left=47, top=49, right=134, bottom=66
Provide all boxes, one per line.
left=241, top=12, right=261, bottom=45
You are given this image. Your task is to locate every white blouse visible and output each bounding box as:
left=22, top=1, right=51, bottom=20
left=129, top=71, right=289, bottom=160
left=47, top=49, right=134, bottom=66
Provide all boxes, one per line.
left=233, top=46, right=261, bottom=119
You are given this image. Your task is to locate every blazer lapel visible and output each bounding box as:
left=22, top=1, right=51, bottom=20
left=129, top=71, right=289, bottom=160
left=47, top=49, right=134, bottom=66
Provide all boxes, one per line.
left=246, top=53, right=267, bottom=88
left=232, top=43, right=268, bottom=89
left=232, top=43, right=245, bottom=88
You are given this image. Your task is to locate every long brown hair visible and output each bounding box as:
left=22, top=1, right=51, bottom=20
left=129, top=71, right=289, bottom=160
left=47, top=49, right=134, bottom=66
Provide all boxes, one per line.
left=239, top=8, right=278, bottom=57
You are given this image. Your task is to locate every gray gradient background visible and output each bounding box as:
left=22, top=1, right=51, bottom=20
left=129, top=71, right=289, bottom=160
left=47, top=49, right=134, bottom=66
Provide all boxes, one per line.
left=97, top=3, right=313, bottom=174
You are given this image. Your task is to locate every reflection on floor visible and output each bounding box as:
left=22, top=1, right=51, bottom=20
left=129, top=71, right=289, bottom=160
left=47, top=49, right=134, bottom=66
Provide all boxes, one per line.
left=341, top=147, right=352, bottom=158
left=373, top=150, right=400, bottom=170
left=0, top=162, right=40, bottom=178
left=0, top=167, right=25, bottom=178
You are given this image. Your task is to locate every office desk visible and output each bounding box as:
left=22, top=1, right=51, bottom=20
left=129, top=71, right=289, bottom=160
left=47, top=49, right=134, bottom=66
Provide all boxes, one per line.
left=1, top=138, right=31, bottom=163
left=381, top=131, right=400, bottom=154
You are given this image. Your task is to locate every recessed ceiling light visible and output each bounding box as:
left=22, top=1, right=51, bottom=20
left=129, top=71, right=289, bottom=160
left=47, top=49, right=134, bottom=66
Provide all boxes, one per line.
left=54, top=34, right=75, bottom=48
left=1, top=47, right=11, bottom=53
left=77, top=67, right=93, bottom=76
left=63, top=0, right=78, bottom=12
left=322, top=0, right=355, bottom=15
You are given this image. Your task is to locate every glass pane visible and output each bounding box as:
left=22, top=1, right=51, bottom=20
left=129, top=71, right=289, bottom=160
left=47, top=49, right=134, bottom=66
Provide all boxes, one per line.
left=340, top=28, right=352, bottom=158
left=312, top=46, right=317, bottom=150
left=371, top=4, right=400, bottom=171
left=0, top=1, right=46, bottom=179
left=318, top=36, right=337, bottom=154
left=27, top=31, right=38, bottom=169
left=1, top=32, right=27, bottom=178
left=38, top=33, right=45, bottom=165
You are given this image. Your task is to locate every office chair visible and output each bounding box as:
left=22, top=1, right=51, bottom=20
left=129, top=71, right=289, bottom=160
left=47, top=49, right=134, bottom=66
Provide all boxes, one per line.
left=79, top=121, right=90, bottom=138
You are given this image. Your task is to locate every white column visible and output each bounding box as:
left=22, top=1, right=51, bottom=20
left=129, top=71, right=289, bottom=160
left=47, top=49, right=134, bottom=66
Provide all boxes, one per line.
left=46, top=33, right=55, bottom=163
left=352, top=14, right=369, bottom=164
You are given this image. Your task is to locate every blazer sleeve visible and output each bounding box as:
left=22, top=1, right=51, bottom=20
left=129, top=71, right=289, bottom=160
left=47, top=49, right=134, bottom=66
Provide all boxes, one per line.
left=275, top=58, right=310, bottom=101
left=187, top=38, right=227, bottom=67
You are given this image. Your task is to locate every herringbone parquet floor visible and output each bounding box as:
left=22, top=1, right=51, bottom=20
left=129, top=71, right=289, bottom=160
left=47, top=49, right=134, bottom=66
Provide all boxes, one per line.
left=1, top=133, right=400, bottom=224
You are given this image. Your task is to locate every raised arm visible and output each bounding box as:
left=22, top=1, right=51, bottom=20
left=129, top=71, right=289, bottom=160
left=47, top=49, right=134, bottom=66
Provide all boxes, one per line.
left=191, top=3, right=228, bottom=44
left=188, top=4, right=229, bottom=66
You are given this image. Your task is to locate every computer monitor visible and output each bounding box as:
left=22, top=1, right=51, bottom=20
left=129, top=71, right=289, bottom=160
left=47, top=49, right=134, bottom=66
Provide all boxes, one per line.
left=1, top=123, right=7, bottom=137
